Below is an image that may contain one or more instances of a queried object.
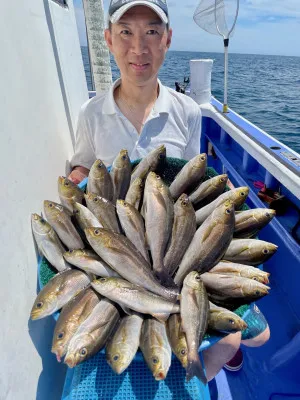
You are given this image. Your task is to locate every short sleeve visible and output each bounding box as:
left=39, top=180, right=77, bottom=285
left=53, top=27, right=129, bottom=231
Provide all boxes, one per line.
left=70, top=107, right=96, bottom=170
left=183, top=104, right=202, bottom=160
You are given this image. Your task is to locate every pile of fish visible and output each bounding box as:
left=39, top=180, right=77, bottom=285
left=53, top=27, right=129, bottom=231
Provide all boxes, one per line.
left=31, top=145, right=277, bottom=383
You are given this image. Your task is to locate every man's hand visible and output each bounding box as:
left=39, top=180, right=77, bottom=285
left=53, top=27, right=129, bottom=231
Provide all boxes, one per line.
left=68, top=166, right=89, bottom=185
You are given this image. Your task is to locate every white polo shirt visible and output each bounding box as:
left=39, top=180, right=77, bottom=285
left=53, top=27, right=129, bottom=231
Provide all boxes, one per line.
left=71, top=79, right=202, bottom=168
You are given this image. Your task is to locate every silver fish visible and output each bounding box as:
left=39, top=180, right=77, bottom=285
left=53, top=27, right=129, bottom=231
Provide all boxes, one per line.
left=116, top=200, right=150, bottom=263
left=73, top=202, right=101, bottom=231
left=195, top=187, right=249, bottom=226
left=91, top=277, right=179, bottom=322
left=140, top=318, right=172, bottom=381
left=63, top=249, right=119, bottom=277
left=125, top=177, right=144, bottom=210
left=110, top=149, right=132, bottom=203
left=84, top=192, right=120, bottom=233
left=189, top=174, right=228, bottom=207
left=106, top=313, right=143, bottom=374
left=174, top=200, right=235, bottom=286
left=58, top=176, right=84, bottom=212
left=85, top=228, right=179, bottom=301
left=30, top=269, right=91, bottom=320
left=200, top=273, right=270, bottom=299
left=143, top=172, right=174, bottom=286
left=223, top=238, right=278, bottom=266
left=130, top=145, right=166, bottom=183
left=64, top=299, right=120, bottom=367
left=234, top=208, right=276, bottom=238
left=164, top=194, right=196, bottom=276
left=181, top=272, right=208, bottom=383
left=31, top=213, right=69, bottom=272
left=87, top=159, right=114, bottom=201
left=209, top=261, right=270, bottom=284
left=208, top=302, right=248, bottom=333
left=169, top=154, right=207, bottom=200
left=51, top=287, right=100, bottom=361
left=167, top=313, right=188, bottom=369
left=44, top=200, right=84, bottom=250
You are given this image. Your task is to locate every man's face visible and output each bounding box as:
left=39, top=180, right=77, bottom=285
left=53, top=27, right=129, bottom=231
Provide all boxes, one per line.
left=105, top=6, right=172, bottom=87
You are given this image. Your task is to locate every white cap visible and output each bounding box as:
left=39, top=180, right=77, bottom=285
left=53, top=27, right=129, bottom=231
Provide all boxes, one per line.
left=109, top=0, right=169, bottom=25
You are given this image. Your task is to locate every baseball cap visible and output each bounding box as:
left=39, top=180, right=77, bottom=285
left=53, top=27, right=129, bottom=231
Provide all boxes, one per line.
left=108, top=0, right=169, bottom=25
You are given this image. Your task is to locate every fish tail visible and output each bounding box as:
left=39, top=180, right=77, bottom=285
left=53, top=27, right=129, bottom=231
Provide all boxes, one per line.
left=186, top=353, right=207, bottom=384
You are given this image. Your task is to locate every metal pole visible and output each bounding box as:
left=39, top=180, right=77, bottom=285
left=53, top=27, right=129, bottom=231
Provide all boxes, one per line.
left=82, top=0, right=112, bottom=94
left=223, top=38, right=229, bottom=113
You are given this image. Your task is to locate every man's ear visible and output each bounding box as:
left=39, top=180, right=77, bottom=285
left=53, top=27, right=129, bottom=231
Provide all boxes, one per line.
left=166, top=27, right=172, bottom=49
left=105, top=29, right=113, bottom=53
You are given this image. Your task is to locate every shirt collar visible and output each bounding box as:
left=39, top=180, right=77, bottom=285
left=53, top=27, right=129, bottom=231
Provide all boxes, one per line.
left=102, top=78, right=172, bottom=116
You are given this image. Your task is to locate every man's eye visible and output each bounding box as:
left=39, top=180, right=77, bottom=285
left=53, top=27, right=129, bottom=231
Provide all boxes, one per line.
left=147, top=30, right=159, bottom=35
left=121, top=30, right=131, bottom=35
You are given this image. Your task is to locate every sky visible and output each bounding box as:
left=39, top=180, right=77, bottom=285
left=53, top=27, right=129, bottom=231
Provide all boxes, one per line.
left=73, top=0, right=300, bottom=56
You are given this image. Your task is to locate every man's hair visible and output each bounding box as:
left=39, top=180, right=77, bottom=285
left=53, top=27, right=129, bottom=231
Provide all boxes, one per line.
left=108, top=21, right=169, bottom=32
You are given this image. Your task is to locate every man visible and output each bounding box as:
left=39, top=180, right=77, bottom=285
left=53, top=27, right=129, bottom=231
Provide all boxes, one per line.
left=69, top=0, right=201, bottom=183
left=69, top=0, right=269, bottom=381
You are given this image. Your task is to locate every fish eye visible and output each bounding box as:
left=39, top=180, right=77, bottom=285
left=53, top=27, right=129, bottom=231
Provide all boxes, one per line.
left=152, top=357, right=159, bottom=364
left=40, top=218, right=46, bottom=224
left=97, top=162, right=103, bottom=169
left=68, top=250, right=74, bottom=253
left=57, top=332, right=64, bottom=339
left=74, top=210, right=79, bottom=214
left=113, top=354, right=119, bottom=361
left=49, top=203, right=53, bottom=208
left=229, top=319, right=235, bottom=325
left=263, top=249, right=269, bottom=254
left=255, top=290, right=260, bottom=295
left=158, top=153, right=165, bottom=159
left=155, top=175, right=161, bottom=180
left=265, top=212, right=270, bottom=217
left=99, top=278, right=106, bottom=282
left=93, top=197, right=98, bottom=202
left=94, top=229, right=100, bottom=235
left=200, top=156, right=206, bottom=161
left=36, top=302, right=43, bottom=308
left=122, top=155, right=127, bottom=160
left=195, top=275, right=201, bottom=281
left=225, top=208, right=231, bottom=214
left=180, top=349, right=186, bottom=355
left=64, top=181, right=69, bottom=186
left=220, top=177, right=226, bottom=182
left=80, top=348, right=87, bottom=356
left=253, top=277, right=258, bottom=281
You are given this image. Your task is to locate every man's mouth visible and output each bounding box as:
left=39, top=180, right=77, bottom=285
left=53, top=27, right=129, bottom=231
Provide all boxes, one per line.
left=130, top=63, right=150, bottom=71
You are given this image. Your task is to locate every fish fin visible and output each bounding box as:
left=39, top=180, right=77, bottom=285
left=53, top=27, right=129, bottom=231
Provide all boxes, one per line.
left=155, top=270, right=178, bottom=289
left=186, top=355, right=207, bottom=384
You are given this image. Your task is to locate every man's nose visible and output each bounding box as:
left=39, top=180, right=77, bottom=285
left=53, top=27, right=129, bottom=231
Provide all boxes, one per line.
left=131, top=34, right=148, bottom=55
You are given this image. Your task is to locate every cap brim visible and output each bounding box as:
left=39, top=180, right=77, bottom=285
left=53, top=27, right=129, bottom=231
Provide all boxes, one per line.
left=110, top=1, right=168, bottom=24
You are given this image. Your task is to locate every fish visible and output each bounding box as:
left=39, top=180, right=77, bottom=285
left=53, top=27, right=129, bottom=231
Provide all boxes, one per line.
left=195, top=187, right=249, bottom=226
left=30, top=269, right=91, bottom=320
left=234, top=208, right=276, bottom=238
left=64, top=299, right=120, bottom=368
left=110, top=149, right=132, bottom=203
left=63, top=249, right=119, bottom=277
left=84, top=192, right=120, bottom=233
left=43, top=200, right=84, bottom=250
left=73, top=202, right=101, bottom=231
left=140, top=318, right=172, bottom=381
left=174, top=200, right=235, bottom=286
left=57, top=176, right=84, bottom=212
left=223, top=238, right=278, bottom=266
left=200, top=273, right=270, bottom=300
left=180, top=272, right=209, bottom=383
left=208, top=302, right=248, bottom=333
left=189, top=174, right=228, bottom=207
left=130, top=145, right=166, bottom=183
left=143, top=172, right=174, bottom=286
left=166, top=313, right=188, bottom=369
left=164, top=194, right=196, bottom=276
left=106, top=313, right=143, bottom=374
left=209, top=261, right=270, bottom=284
left=169, top=153, right=207, bottom=200
left=91, top=277, right=179, bottom=322
left=116, top=200, right=150, bottom=263
left=31, top=213, right=69, bottom=272
left=85, top=228, right=179, bottom=301
left=125, top=177, right=144, bottom=210
left=87, top=159, right=114, bottom=201
left=51, top=287, right=100, bottom=361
